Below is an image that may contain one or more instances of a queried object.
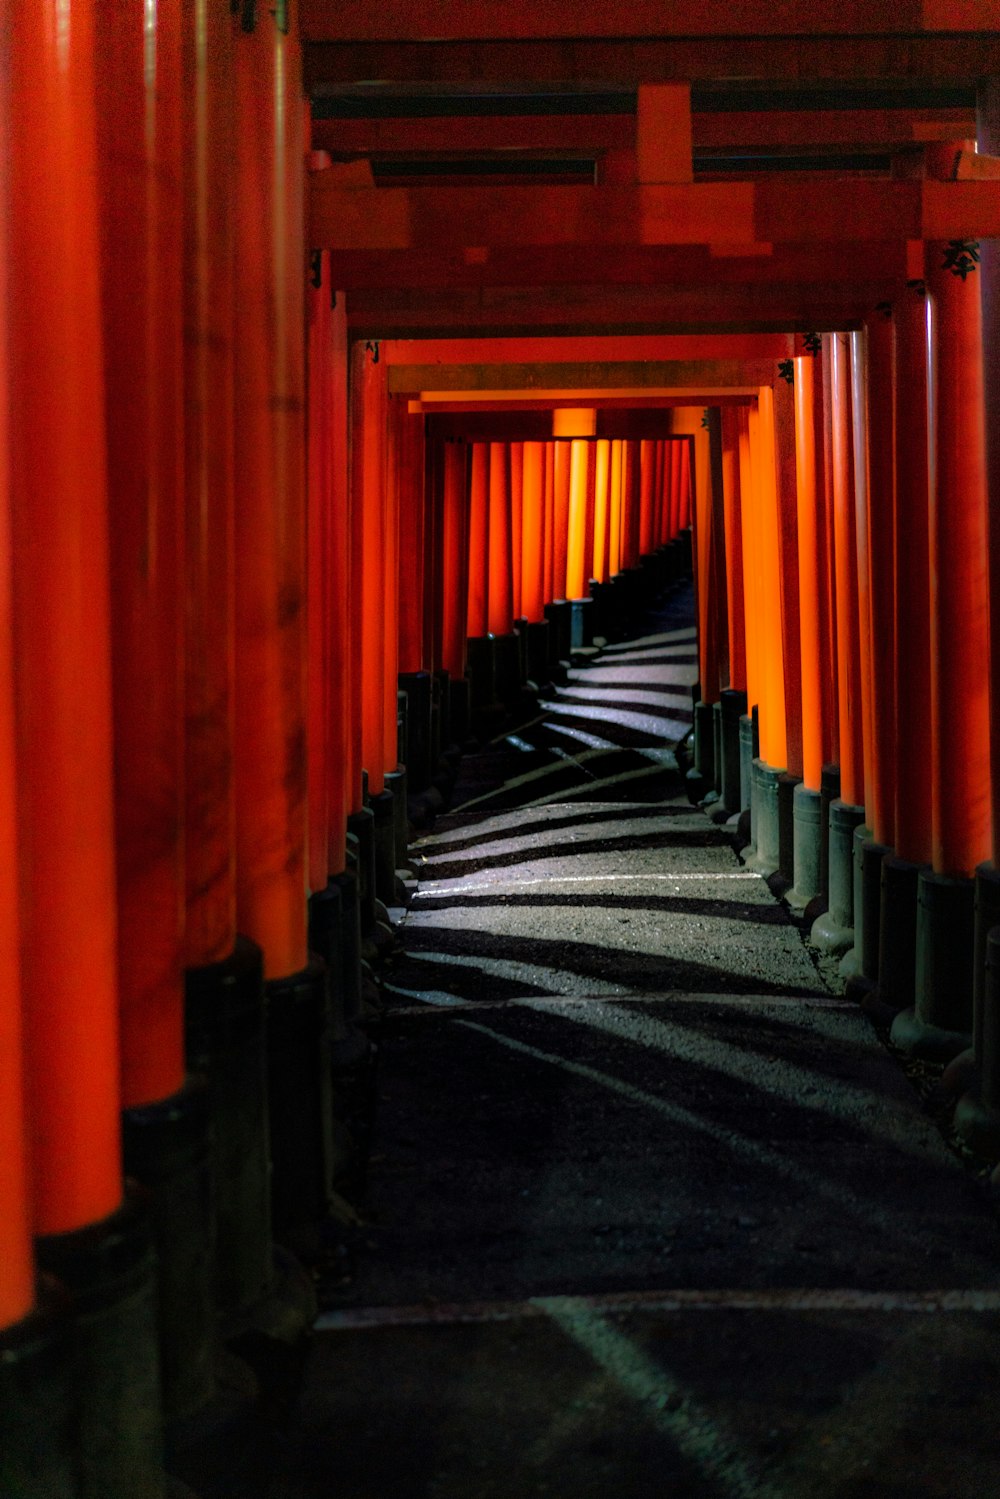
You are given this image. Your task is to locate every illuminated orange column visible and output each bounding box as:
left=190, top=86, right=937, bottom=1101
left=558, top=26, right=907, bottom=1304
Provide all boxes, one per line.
left=608, top=440, right=624, bottom=577
left=521, top=441, right=546, bottom=623
left=466, top=442, right=490, bottom=637
left=737, top=410, right=760, bottom=719
left=511, top=441, right=524, bottom=620
left=552, top=440, right=572, bottom=599
left=487, top=442, right=514, bottom=635
left=695, top=413, right=722, bottom=708
left=566, top=439, right=591, bottom=601
left=183, top=0, right=238, bottom=966
left=233, top=9, right=308, bottom=978
left=811, top=333, right=868, bottom=953
left=441, top=442, right=470, bottom=677
left=720, top=410, right=746, bottom=695
left=679, top=440, right=693, bottom=531
left=861, top=315, right=897, bottom=850
left=542, top=441, right=556, bottom=602
left=307, top=246, right=333, bottom=897
left=621, top=441, right=642, bottom=571
left=592, top=439, right=611, bottom=584
left=382, top=406, right=401, bottom=781
left=10, top=0, right=123, bottom=1237
left=793, top=350, right=826, bottom=795
left=829, top=335, right=865, bottom=810
left=345, top=351, right=365, bottom=818
left=97, top=0, right=187, bottom=1112
left=353, top=341, right=388, bottom=798
left=926, top=233, right=990, bottom=880
left=0, top=91, right=32, bottom=1328
left=638, top=439, right=656, bottom=557
left=326, top=293, right=350, bottom=875
left=753, top=389, right=787, bottom=769
left=396, top=404, right=426, bottom=677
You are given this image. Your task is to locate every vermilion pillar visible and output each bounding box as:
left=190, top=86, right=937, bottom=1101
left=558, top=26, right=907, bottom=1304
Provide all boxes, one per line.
left=11, top=0, right=123, bottom=1234
left=639, top=439, right=656, bottom=557
left=608, top=440, right=624, bottom=578
left=925, top=219, right=991, bottom=880
left=737, top=408, right=761, bottom=718
left=441, top=441, right=470, bottom=677
left=510, top=441, right=524, bottom=620
left=487, top=442, right=514, bottom=635
left=751, top=391, right=787, bottom=772
left=466, top=441, right=489, bottom=637
left=793, top=351, right=826, bottom=794
left=720, top=410, right=746, bottom=696
left=552, top=440, right=571, bottom=600
left=183, top=0, right=237, bottom=965
left=326, top=293, right=350, bottom=875
left=382, top=408, right=401, bottom=779
left=396, top=403, right=426, bottom=676
left=353, top=341, right=388, bottom=799
left=542, top=441, right=556, bottom=601
left=97, top=0, right=186, bottom=1110
left=830, top=334, right=865, bottom=810
left=307, top=245, right=333, bottom=894
left=0, top=168, right=32, bottom=1328
left=592, top=439, right=611, bottom=583
left=862, top=315, right=897, bottom=851
left=566, top=439, right=591, bottom=601
left=521, top=441, right=546, bottom=622
left=233, top=8, right=308, bottom=979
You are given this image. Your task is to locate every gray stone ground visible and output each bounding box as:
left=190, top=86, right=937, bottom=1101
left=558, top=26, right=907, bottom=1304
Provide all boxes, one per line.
left=270, top=585, right=1000, bottom=1499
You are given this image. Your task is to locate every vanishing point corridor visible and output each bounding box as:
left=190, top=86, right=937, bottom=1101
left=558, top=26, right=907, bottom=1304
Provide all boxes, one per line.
left=269, top=587, right=1000, bottom=1499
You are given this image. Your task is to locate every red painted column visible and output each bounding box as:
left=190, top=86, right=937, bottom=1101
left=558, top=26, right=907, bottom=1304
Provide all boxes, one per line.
left=861, top=314, right=897, bottom=851
left=696, top=416, right=721, bottom=708
left=830, top=334, right=865, bottom=810
left=327, top=294, right=350, bottom=874
left=10, top=0, right=123, bottom=1233
left=638, top=439, right=656, bottom=557
left=182, top=0, right=238, bottom=965
left=382, top=405, right=401, bottom=780
left=608, top=440, right=624, bottom=578
left=793, top=350, right=826, bottom=794
left=752, top=389, right=788, bottom=772
left=353, top=341, right=388, bottom=799
left=592, top=439, right=611, bottom=584
left=233, top=7, right=308, bottom=978
left=566, top=439, right=591, bottom=602
left=774, top=376, right=802, bottom=782
left=307, top=247, right=332, bottom=897
left=892, top=285, right=934, bottom=865
left=552, top=440, right=571, bottom=600
left=925, top=183, right=991, bottom=880
left=623, top=440, right=642, bottom=570
left=0, top=87, right=32, bottom=1323
left=466, top=441, right=489, bottom=637
left=396, top=404, right=426, bottom=676
left=521, top=441, right=546, bottom=623
left=510, top=441, right=524, bottom=621
left=720, top=409, right=747, bottom=696
left=737, top=409, right=761, bottom=718
left=542, top=441, right=556, bottom=602
left=819, top=338, right=841, bottom=769
left=96, top=0, right=186, bottom=1109
left=487, top=442, right=514, bottom=635
left=441, top=442, right=470, bottom=678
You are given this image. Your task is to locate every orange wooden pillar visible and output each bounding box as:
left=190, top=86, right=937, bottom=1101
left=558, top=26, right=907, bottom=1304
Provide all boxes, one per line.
left=487, top=442, right=514, bottom=635
left=716, top=408, right=748, bottom=817
left=566, top=439, right=591, bottom=601
left=10, top=0, right=123, bottom=1247
left=520, top=439, right=552, bottom=688
left=393, top=399, right=433, bottom=808
left=622, top=440, right=642, bottom=572
left=638, top=439, right=656, bottom=557
left=8, top=1, right=173, bottom=1484
left=892, top=149, right=990, bottom=1057
left=0, top=1, right=34, bottom=1338
left=511, top=441, right=525, bottom=621
left=307, top=245, right=333, bottom=901
left=353, top=341, right=388, bottom=800
left=592, top=439, right=611, bottom=584
left=812, top=333, right=867, bottom=953
left=608, top=440, right=624, bottom=578
left=466, top=442, right=490, bottom=639
left=234, top=4, right=331, bottom=1238
left=542, top=441, right=556, bottom=602
left=441, top=442, right=471, bottom=682
left=552, top=440, right=572, bottom=601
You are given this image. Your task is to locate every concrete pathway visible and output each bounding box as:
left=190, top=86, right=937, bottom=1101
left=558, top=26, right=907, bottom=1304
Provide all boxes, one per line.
left=272, top=586, right=1000, bottom=1499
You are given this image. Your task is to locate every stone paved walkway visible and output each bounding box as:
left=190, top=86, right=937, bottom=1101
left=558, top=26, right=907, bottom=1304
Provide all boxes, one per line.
left=271, top=584, right=1000, bottom=1499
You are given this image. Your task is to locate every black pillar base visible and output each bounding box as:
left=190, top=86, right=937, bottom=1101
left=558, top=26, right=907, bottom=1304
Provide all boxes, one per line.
left=570, top=596, right=594, bottom=650
left=544, top=600, right=572, bottom=666
left=369, top=788, right=398, bottom=906
left=36, top=1190, right=164, bottom=1499
left=776, top=771, right=801, bottom=889
left=346, top=811, right=376, bottom=935
left=864, top=855, right=925, bottom=1028
left=185, top=937, right=270, bottom=1321
left=693, top=700, right=716, bottom=786
left=819, top=764, right=841, bottom=906
left=122, top=1079, right=214, bottom=1423
left=396, top=673, right=432, bottom=792
left=0, top=1296, right=77, bottom=1499
left=447, top=674, right=471, bottom=747
left=787, top=782, right=822, bottom=912
left=493, top=631, right=522, bottom=708
left=810, top=800, right=865, bottom=955
left=843, top=835, right=892, bottom=994
left=891, top=869, right=976, bottom=1061
left=738, top=712, right=755, bottom=820
left=523, top=619, right=552, bottom=691
left=745, top=759, right=782, bottom=876
left=266, top=957, right=333, bottom=1248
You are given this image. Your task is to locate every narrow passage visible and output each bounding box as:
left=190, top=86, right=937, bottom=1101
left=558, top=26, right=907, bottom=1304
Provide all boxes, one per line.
left=276, top=587, right=1000, bottom=1499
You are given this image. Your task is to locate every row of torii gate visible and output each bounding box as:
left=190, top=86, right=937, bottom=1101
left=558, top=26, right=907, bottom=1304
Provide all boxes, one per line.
left=3, top=2, right=1000, bottom=1497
